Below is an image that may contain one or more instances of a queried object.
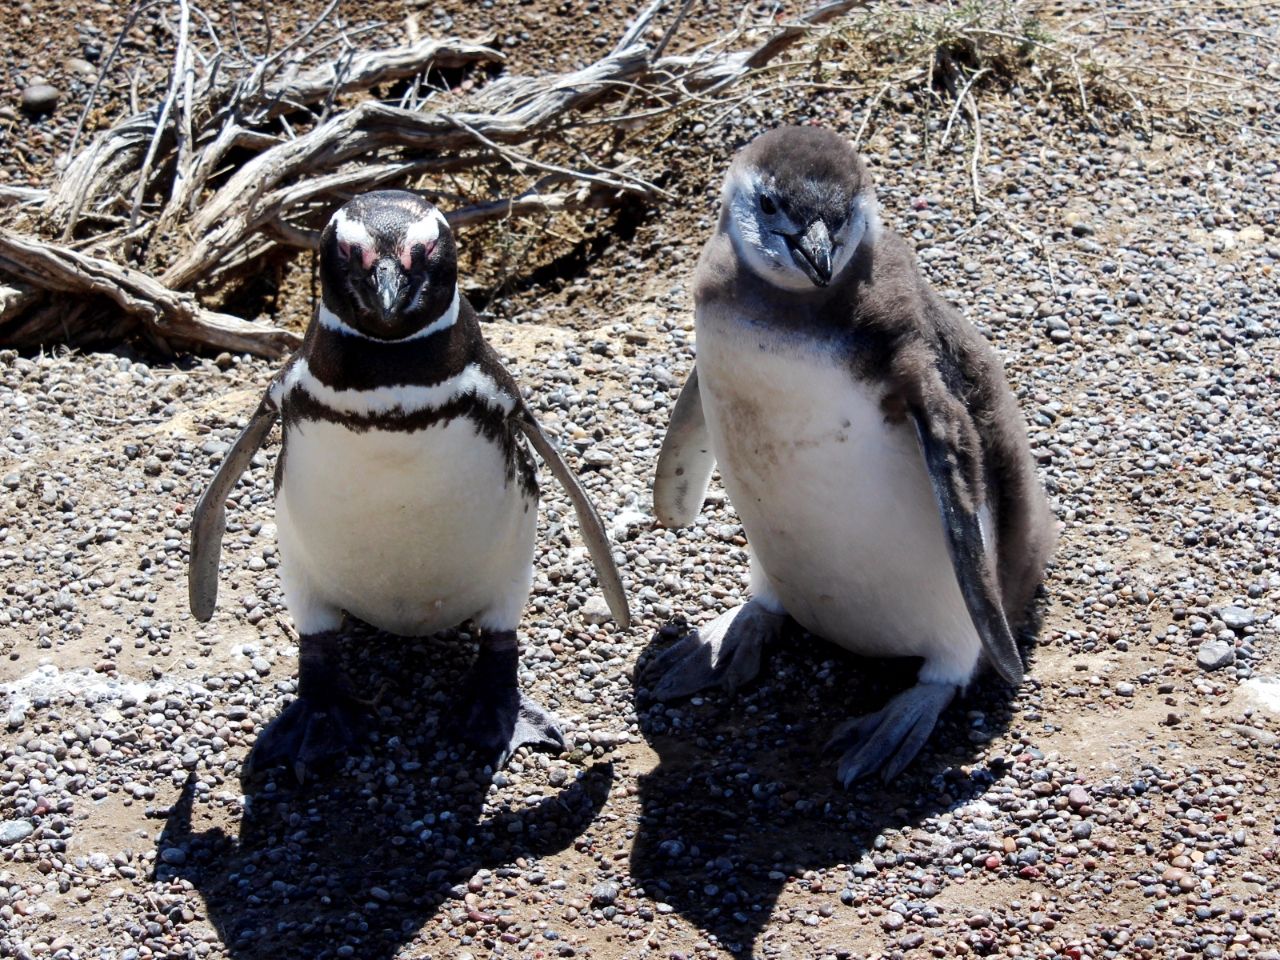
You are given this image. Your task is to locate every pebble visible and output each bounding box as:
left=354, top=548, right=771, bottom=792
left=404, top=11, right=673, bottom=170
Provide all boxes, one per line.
left=1219, top=605, right=1255, bottom=631
left=1196, top=639, right=1235, bottom=671
left=0, top=820, right=34, bottom=845
left=591, top=881, right=619, bottom=905
left=581, top=446, right=614, bottom=468
left=19, top=83, right=59, bottom=115
left=579, top=595, right=612, bottom=625
left=65, top=57, right=97, bottom=78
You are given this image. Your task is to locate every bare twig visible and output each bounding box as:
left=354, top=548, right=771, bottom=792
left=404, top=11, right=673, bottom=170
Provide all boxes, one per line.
left=63, top=0, right=171, bottom=165
left=963, top=91, right=983, bottom=212
left=124, top=0, right=192, bottom=259
left=653, top=0, right=697, bottom=59
left=612, top=0, right=667, bottom=56
left=940, top=67, right=989, bottom=149
left=853, top=80, right=894, bottom=147
left=445, top=115, right=667, bottom=198
left=0, top=231, right=299, bottom=356
left=0, top=187, right=49, bottom=208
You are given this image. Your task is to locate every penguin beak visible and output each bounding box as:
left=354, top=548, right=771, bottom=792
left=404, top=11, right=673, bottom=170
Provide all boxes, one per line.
left=373, top=259, right=404, bottom=323
left=788, top=220, right=833, bottom=287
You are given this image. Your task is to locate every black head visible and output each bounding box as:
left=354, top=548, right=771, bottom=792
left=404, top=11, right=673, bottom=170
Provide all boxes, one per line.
left=318, top=190, right=458, bottom=340
left=721, top=125, right=879, bottom=290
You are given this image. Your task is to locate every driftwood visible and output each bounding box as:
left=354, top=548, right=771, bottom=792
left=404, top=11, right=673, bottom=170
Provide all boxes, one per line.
left=0, top=231, right=300, bottom=356
left=0, top=0, right=865, bottom=357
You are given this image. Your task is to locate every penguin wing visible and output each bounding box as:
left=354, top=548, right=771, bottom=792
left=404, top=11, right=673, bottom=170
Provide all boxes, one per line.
left=188, top=388, right=280, bottom=622
left=652, top=366, right=716, bottom=527
left=516, top=407, right=631, bottom=629
left=910, top=411, right=1024, bottom=686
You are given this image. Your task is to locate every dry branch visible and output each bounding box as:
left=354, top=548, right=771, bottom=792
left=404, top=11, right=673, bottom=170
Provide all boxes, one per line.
left=0, top=231, right=299, bottom=357
left=0, top=187, right=49, bottom=209
left=46, top=37, right=504, bottom=238
left=2, top=0, right=866, bottom=357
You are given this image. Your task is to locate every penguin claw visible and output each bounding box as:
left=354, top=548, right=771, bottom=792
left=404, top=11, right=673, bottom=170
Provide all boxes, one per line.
left=647, top=600, right=783, bottom=701
left=244, top=695, right=370, bottom=783
left=826, top=681, right=958, bottom=786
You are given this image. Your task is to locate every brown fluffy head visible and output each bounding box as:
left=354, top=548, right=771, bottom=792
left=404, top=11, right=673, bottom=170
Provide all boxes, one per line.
left=719, top=126, right=879, bottom=290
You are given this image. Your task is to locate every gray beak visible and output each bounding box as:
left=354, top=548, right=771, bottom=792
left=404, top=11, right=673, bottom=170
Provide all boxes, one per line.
left=789, top=219, right=833, bottom=287
left=373, top=259, right=403, bottom=321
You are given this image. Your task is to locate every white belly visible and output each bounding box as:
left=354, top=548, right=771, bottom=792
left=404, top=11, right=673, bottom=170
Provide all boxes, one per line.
left=697, top=313, right=980, bottom=678
left=276, top=416, right=536, bottom=636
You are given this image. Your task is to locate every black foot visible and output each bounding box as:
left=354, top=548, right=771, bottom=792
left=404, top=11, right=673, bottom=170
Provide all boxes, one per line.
left=825, top=681, right=958, bottom=785
left=244, top=694, right=370, bottom=783
left=645, top=599, right=784, bottom=701
left=458, top=634, right=564, bottom=768
left=243, top=629, right=371, bottom=783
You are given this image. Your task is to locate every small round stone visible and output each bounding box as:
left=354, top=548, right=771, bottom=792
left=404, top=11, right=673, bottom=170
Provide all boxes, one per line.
left=1067, top=786, right=1091, bottom=809
left=1197, top=639, right=1235, bottom=671
left=20, top=83, right=59, bottom=116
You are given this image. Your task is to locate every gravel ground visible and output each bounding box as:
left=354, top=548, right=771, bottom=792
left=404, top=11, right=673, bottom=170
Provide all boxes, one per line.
left=3, top=2, right=1280, bottom=959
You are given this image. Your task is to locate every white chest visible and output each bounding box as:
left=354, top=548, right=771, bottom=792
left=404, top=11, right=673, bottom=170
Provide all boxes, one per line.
left=276, top=414, right=536, bottom=635
left=695, top=308, right=980, bottom=676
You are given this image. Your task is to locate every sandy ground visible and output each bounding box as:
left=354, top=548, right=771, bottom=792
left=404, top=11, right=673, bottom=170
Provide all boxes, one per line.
left=3, top=2, right=1280, bottom=959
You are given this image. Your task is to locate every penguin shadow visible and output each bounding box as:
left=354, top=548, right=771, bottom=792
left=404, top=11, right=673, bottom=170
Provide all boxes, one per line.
left=630, top=616, right=1037, bottom=958
left=155, top=623, right=614, bottom=960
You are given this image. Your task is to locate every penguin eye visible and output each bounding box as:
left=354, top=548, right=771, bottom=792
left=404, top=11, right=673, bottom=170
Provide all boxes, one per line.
left=759, top=194, right=777, bottom=215
left=401, top=240, right=438, bottom=272
left=338, top=240, right=367, bottom=270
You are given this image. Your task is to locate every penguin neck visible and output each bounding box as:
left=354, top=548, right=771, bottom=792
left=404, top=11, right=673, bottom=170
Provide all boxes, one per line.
left=695, top=230, right=894, bottom=361
left=316, top=287, right=461, bottom=343
left=699, top=231, right=866, bottom=316
left=301, top=290, right=482, bottom=392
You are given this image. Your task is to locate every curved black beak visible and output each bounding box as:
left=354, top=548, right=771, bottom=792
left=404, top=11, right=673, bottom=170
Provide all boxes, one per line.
left=786, top=220, right=833, bottom=287
left=373, top=258, right=405, bottom=323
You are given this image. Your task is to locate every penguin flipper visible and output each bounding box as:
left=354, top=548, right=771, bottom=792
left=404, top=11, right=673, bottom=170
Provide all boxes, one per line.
left=910, top=411, right=1024, bottom=686
left=517, top=408, right=631, bottom=630
left=653, top=366, right=716, bottom=527
left=188, top=390, right=280, bottom=622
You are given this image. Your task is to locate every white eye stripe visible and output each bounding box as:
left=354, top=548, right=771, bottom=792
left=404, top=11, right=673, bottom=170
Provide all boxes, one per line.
left=332, top=208, right=374, bottom=251
left=398, top=209, right=450, bottom=267
left=403, top=217, right=439, bottom=252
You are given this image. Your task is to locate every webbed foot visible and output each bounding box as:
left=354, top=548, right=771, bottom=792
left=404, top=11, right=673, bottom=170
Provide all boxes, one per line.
left=646, top=599, right=784, bottom=701
left=244, top=630, right=372, bottom=784
left=459, top=631, right=565, bottom=768
left=825, top=681, right=958, bottom=785
left=245, top=694, right=370, bottom=784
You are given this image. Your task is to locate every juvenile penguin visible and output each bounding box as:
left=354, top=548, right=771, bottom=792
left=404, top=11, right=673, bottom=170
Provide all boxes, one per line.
left=189, top=190, right=629, bottom=781
left=650, top=126, right=1054, bottom=784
